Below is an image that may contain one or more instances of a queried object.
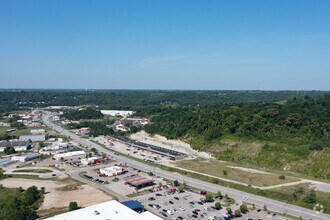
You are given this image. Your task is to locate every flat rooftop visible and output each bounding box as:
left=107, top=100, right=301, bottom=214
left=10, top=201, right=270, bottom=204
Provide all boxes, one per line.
left=45, top=200, right=162, bottom=220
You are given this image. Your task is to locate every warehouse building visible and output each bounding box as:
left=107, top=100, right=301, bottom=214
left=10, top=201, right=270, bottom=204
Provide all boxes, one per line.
left=100, top=110, right=135, bottom=117
left=53, top=150, right=86, bottom=161
left=11, top=153, right=42, bottom=162
left=19, top=134, right=46, bottom=142
left=45, top=200, right=162, bottom=220
left=30, top=129, right=46, bottom=135
left=0, top=158, right=13, bottom=166
left=0, top=140, right=30, bottom=152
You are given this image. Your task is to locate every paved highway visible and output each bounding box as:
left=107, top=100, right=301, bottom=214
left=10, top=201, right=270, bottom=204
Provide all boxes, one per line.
left=42, top=111, right=330, bottom=220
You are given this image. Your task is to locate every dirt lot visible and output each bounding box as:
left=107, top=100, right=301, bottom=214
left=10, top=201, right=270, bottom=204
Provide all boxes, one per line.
left=0, top=176, right=112, bottom=211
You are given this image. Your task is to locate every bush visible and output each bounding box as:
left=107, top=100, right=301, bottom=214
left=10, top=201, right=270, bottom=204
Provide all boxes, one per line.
left=173, top=180, right=180, bottom=186
left=279, top=175, right=286, bottom=180
left=234, top=209, right=242, bottom=217
left=240, top=204, right=248, bottom=213
left=214, top=202, right=221, bottom=210
left=68, top=201, right=79, bottom=211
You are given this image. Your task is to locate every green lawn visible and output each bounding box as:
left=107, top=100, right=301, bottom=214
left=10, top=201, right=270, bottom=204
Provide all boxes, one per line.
left=13, top=169, right=53, bottom=173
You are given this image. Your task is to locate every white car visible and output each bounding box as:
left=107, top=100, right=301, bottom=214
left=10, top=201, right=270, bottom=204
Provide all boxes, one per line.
left=179, top=207, right=185, bottom=211
left=204, top=207, right=210, bottom=211
left=167, top=209, right=173, bottom=215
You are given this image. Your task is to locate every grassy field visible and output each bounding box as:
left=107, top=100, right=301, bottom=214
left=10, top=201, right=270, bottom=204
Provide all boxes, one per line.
left=269, top=183, right=330, bottom=214
left=176, top=158, right=299, bottom=187
left=0, top=126, right=49, bottom=137
left=13, top=169, right=53, bottom=173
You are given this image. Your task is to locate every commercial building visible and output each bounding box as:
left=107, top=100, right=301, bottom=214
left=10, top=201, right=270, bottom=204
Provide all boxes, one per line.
left=30, top=129, right=46, bottom=135
left=81, top=157, right=99, bottom=165
left=19, top=134, right=46, bottom=142
left=121, top=200, right=144, bottom=213
left=53, top=150, right=86, bottom=161
left=99, top=166, right=124, bottom=177
left=100, top=110, right=135, bottom=117
left=45, top=200, right=162, bottom=220
left=115, top=136, right=188, bottom=160
left=124, top=175, right=155, bottom=189
left=11, top=153, right=42, bottom=162
left=0, top=141, right=29, bottom=152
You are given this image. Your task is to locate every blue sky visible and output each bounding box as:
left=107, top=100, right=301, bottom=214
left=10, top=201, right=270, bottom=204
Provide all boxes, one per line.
left=0, top=0, right=329, bottom=90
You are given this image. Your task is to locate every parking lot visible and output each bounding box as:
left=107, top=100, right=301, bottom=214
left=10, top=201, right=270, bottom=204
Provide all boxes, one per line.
left=80, top=162, right=166, bottom=196
left=134, top=189, right=292, bottom=220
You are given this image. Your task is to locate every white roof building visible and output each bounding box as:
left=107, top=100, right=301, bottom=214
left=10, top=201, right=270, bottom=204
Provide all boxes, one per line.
left=11, top=153, right=42, bottom=162
left=100, top=110, right=135, bottom=117
left=99, top=166, right=123, bottom=177
left=53, top=150, right=86, bottom=160
left=19, top=135, right=46, bottom=142
left=45, top=200, right=162, bottom=220
left=30, top=129, right=46, bottom=134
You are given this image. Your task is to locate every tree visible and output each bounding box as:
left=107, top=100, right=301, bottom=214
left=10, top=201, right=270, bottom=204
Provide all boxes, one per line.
left=205, top=193, right=214, bottom=202
left=279, top=175, right=286, bottom=180
left=304, top=190, right=317, bottom=204
left=214, top=202, right=222, bottom=210
left=4, top=146, right=16, bottom=155
left=216, top=191, right=223, bottom=199
left=263, top=204, right=267, bottom=211
left=173, top=180, right=180, bottom=186
left=178, top=186, right=185, bottom=193
left=68, top=201, right=79, bottom=211
left=234, top=209, right=242, bottom=217
left=226, top=207, right=232, bottom=214
left=223, top=170, right=228, bottom=176
left=240, top=204, right=248, bottom=213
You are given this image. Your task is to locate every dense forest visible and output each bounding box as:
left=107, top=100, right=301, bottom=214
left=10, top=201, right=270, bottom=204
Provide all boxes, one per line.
left=145, top=95, right=330, bottom=179
left=0, top=185, right=44, bottom=220
left=0, top=89, right=328, bottom=113
left=63, top=108, right=103, bottom=120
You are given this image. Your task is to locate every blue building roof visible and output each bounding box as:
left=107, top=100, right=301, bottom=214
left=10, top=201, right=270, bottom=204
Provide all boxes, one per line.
left=121, top=200, right=144, bottom=211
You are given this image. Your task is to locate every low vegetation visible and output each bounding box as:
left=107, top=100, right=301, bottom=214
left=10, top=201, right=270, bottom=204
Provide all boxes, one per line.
left=13, top=169, right=53, bottom=174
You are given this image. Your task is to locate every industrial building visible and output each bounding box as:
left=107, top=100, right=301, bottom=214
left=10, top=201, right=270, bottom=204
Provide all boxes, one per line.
left=45, top=200, right=162, bottom=220
left=11, top=153, right=42, bottom=162
left=30, top=129, right=46, bottom=134
left=19, top=134, right=46, bottom=142
left=99, top=166, right=124, bottom=177
left=100, top=110, right=135, bottom=117
left=41, top=143, right=68, bottom=152
left=53, top=150, right=86, bottom=161
left=0, top=140, right=29, bottom=152
left=0, top=158, right=13, bottom=166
